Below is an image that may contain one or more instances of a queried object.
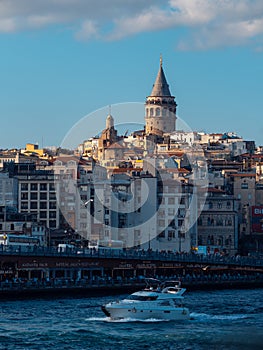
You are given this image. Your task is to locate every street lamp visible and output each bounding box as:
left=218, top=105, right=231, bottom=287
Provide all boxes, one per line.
left=84, top=199, right=94, bottom=207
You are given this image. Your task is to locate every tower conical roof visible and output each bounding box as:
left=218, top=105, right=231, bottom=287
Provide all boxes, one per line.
left=150, top=57, right=172, bottom=97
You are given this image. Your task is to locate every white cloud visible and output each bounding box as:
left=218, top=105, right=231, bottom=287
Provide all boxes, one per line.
left=0, top=0, right=263, bottom=50
left=0, top=18, right=16, bottom=32
left=75, top=20, right=99, bottom=41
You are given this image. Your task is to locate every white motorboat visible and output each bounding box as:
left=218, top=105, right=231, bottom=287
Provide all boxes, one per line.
left=101, top=278, right=190, bottom=320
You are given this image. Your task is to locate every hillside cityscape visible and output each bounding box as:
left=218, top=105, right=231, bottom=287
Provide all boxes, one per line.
left=1, top=58, right=262, bottom=257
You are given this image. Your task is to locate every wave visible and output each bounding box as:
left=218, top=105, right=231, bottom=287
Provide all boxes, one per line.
left=190, top=312, right=250, bottom=321
left=85, top=316, right=170, bottom=323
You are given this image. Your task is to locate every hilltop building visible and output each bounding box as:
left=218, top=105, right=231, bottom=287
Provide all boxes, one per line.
left=145, top=56, right=177, bottom=135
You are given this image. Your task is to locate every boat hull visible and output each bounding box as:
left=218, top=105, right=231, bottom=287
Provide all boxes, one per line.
left=102, top=303, right=190, bottom=321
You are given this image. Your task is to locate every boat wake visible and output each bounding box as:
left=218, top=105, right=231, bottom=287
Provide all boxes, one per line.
left=190, top=312, right=250, bottom=321
left=85, top=316, right=170, bottom=323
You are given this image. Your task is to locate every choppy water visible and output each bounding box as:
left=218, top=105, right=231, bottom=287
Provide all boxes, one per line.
left=0, top=288, right=262, bottom=350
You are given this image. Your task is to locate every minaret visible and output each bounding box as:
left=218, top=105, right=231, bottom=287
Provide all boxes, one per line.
left=145, top=56, right=177, bottom=134
left=106, top=105, right=114, bottom=129
left=106, top=114, right=114, bottom=129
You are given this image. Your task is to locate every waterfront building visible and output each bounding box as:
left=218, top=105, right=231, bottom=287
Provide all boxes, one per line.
left=197, top=188, right=239, bottom=255
left=76, top=159, right=107, bottom=243
left=0, top=206, right=47, bottom=246
left=156, top=178, right=192, bottom=252
left=52, top=155, right=81, bottom=230
left=89, top=171, right=157, bottom=249
left=227, top=172, right=256, bottom=236
left=12, top=163, right=59, bottom=229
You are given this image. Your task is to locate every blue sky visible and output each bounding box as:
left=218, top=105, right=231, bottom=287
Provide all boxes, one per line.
left=0, top=0, right=263, bottom=149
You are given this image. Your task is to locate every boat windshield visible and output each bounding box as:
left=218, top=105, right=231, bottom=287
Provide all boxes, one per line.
left=126, top=295, right=158, bottom=301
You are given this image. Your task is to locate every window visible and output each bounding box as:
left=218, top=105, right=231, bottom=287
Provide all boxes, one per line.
left=158, top=220, right=165, bottom=227
left=40, top=183, right=47, bottom=191
left=168, top=231, right=175, bottom=239
left=178, top=219, right=183, bottom=227
left=21, top=202, right=28, bottom=210
left=169, top=219, right=176, bottom=229
left=180, top=197, right=185, bottom=205
left=21, top=193, right=28, bottom=200
left=134, top=230, right=141, bottom=237
left=216, top=218, right=223, bottom=226
left=168, top=198, right=175, bottom=205
left=30, top=184, right=38, bottom=191
left=158, top=231, right=165, bottom=238
left=40, top=202, right=47, bottom=209
left=49, top=192, right=56, bottom=200
left=49, top=202, right=56, bottom=209
left=210, top=235, right=214, bottom=244
left=241, top=182, right=248, bottom=189
left=30, top=193, right=38, bottom=200
left=49, top=211, right=56, bottom=218
left=49, top=220, right=57, bottom=228
left=21, top=184, right=28, bottom=191
left=207, top=217, right=214, bottom=225
left=40, top=193, right=47, bottom=200
left=31, top=202, right=38, bottom=209
left=40, top=211, right=47, bottom=218
left=49, top=183, right=55, bottom=191
left=227, top=219, right=232, bottom=226
left=168, top=208, right=175, bottom=216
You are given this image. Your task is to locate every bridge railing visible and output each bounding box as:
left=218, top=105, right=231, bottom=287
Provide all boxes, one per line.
left=0, top=245, right=263, bottom=268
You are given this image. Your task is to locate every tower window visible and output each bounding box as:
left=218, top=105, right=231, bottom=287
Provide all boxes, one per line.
left=150, top=108, right=154, bottom=116
left=156, top=108, right=160, bottom=116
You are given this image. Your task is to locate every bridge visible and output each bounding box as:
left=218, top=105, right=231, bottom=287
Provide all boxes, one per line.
left=1, top=247, right=263, bottom=285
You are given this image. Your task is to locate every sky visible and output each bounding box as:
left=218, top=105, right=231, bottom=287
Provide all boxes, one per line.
left=0, top=0, right=263, bottom=149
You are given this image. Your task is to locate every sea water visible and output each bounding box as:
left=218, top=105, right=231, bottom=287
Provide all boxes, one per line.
left=0, top=288, right=262, bottom=350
